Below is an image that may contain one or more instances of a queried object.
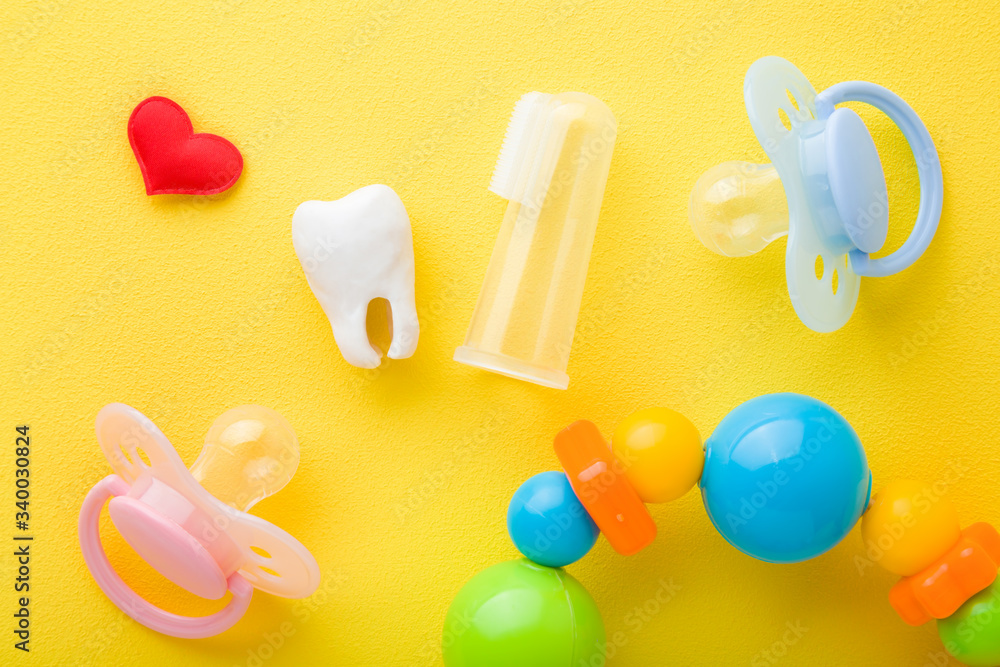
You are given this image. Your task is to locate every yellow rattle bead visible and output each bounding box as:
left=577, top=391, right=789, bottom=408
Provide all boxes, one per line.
left=860, top=480, right=962, bottom=577
left=611, top=407, right=704, bottom=504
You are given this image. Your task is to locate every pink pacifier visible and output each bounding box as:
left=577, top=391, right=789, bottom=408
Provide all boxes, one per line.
left=79, top=403, right=320, bottom=638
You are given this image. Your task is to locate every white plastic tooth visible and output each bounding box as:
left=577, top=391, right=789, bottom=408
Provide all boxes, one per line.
left=292, top=184, right=419, bottom=369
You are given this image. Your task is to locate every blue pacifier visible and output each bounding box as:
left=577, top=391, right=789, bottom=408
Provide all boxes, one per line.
left=689, top=56, right=942, bottom=332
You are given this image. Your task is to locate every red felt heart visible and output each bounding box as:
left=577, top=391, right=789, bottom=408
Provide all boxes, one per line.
left=128, top=96, right=243, bottom=196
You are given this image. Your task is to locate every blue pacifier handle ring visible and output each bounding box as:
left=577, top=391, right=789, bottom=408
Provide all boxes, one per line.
left=815, top=82, right=942, bottom=278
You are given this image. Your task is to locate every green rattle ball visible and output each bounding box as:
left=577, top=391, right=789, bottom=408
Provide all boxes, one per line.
left=938, top=575, right=1000, bottom=666
left=442, top=559, right=605, bottom=667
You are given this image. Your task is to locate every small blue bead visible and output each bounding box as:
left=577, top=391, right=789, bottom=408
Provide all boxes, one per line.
left=700, top=393, right=872, bottom=563
left=507, top=471, right=599, bottom=568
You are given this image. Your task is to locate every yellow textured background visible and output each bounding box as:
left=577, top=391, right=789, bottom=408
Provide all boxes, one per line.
left=1, top=1, right=998, bottom=665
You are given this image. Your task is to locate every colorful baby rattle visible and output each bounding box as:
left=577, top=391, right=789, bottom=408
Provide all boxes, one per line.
left=78, top=403, right=320, bottom=638
left=442, top=394, right=1000, bottom=666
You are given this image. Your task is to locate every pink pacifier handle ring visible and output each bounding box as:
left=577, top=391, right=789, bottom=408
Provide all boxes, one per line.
left=78, top=475, right=253, bottom=639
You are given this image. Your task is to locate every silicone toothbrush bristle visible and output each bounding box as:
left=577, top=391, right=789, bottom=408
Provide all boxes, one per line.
left=489, top=92, right=550, bottom=200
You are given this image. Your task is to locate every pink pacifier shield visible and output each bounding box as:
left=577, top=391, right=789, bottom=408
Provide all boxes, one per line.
left=109, top=497, right=228, bottom=600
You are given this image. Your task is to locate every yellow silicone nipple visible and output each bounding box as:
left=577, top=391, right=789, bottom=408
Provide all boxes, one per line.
left=189, top=405, right=299, bottom=512
left=689, top=161, right=789, bottom=257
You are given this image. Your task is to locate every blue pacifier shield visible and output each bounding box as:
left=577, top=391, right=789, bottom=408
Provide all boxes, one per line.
left=744, top=56, right=862, bottom=333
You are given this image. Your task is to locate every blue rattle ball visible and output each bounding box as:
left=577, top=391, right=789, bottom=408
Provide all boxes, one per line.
left=507, top=472, right=599, bottom=568
left=700, top=393, right=872, bottom=563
